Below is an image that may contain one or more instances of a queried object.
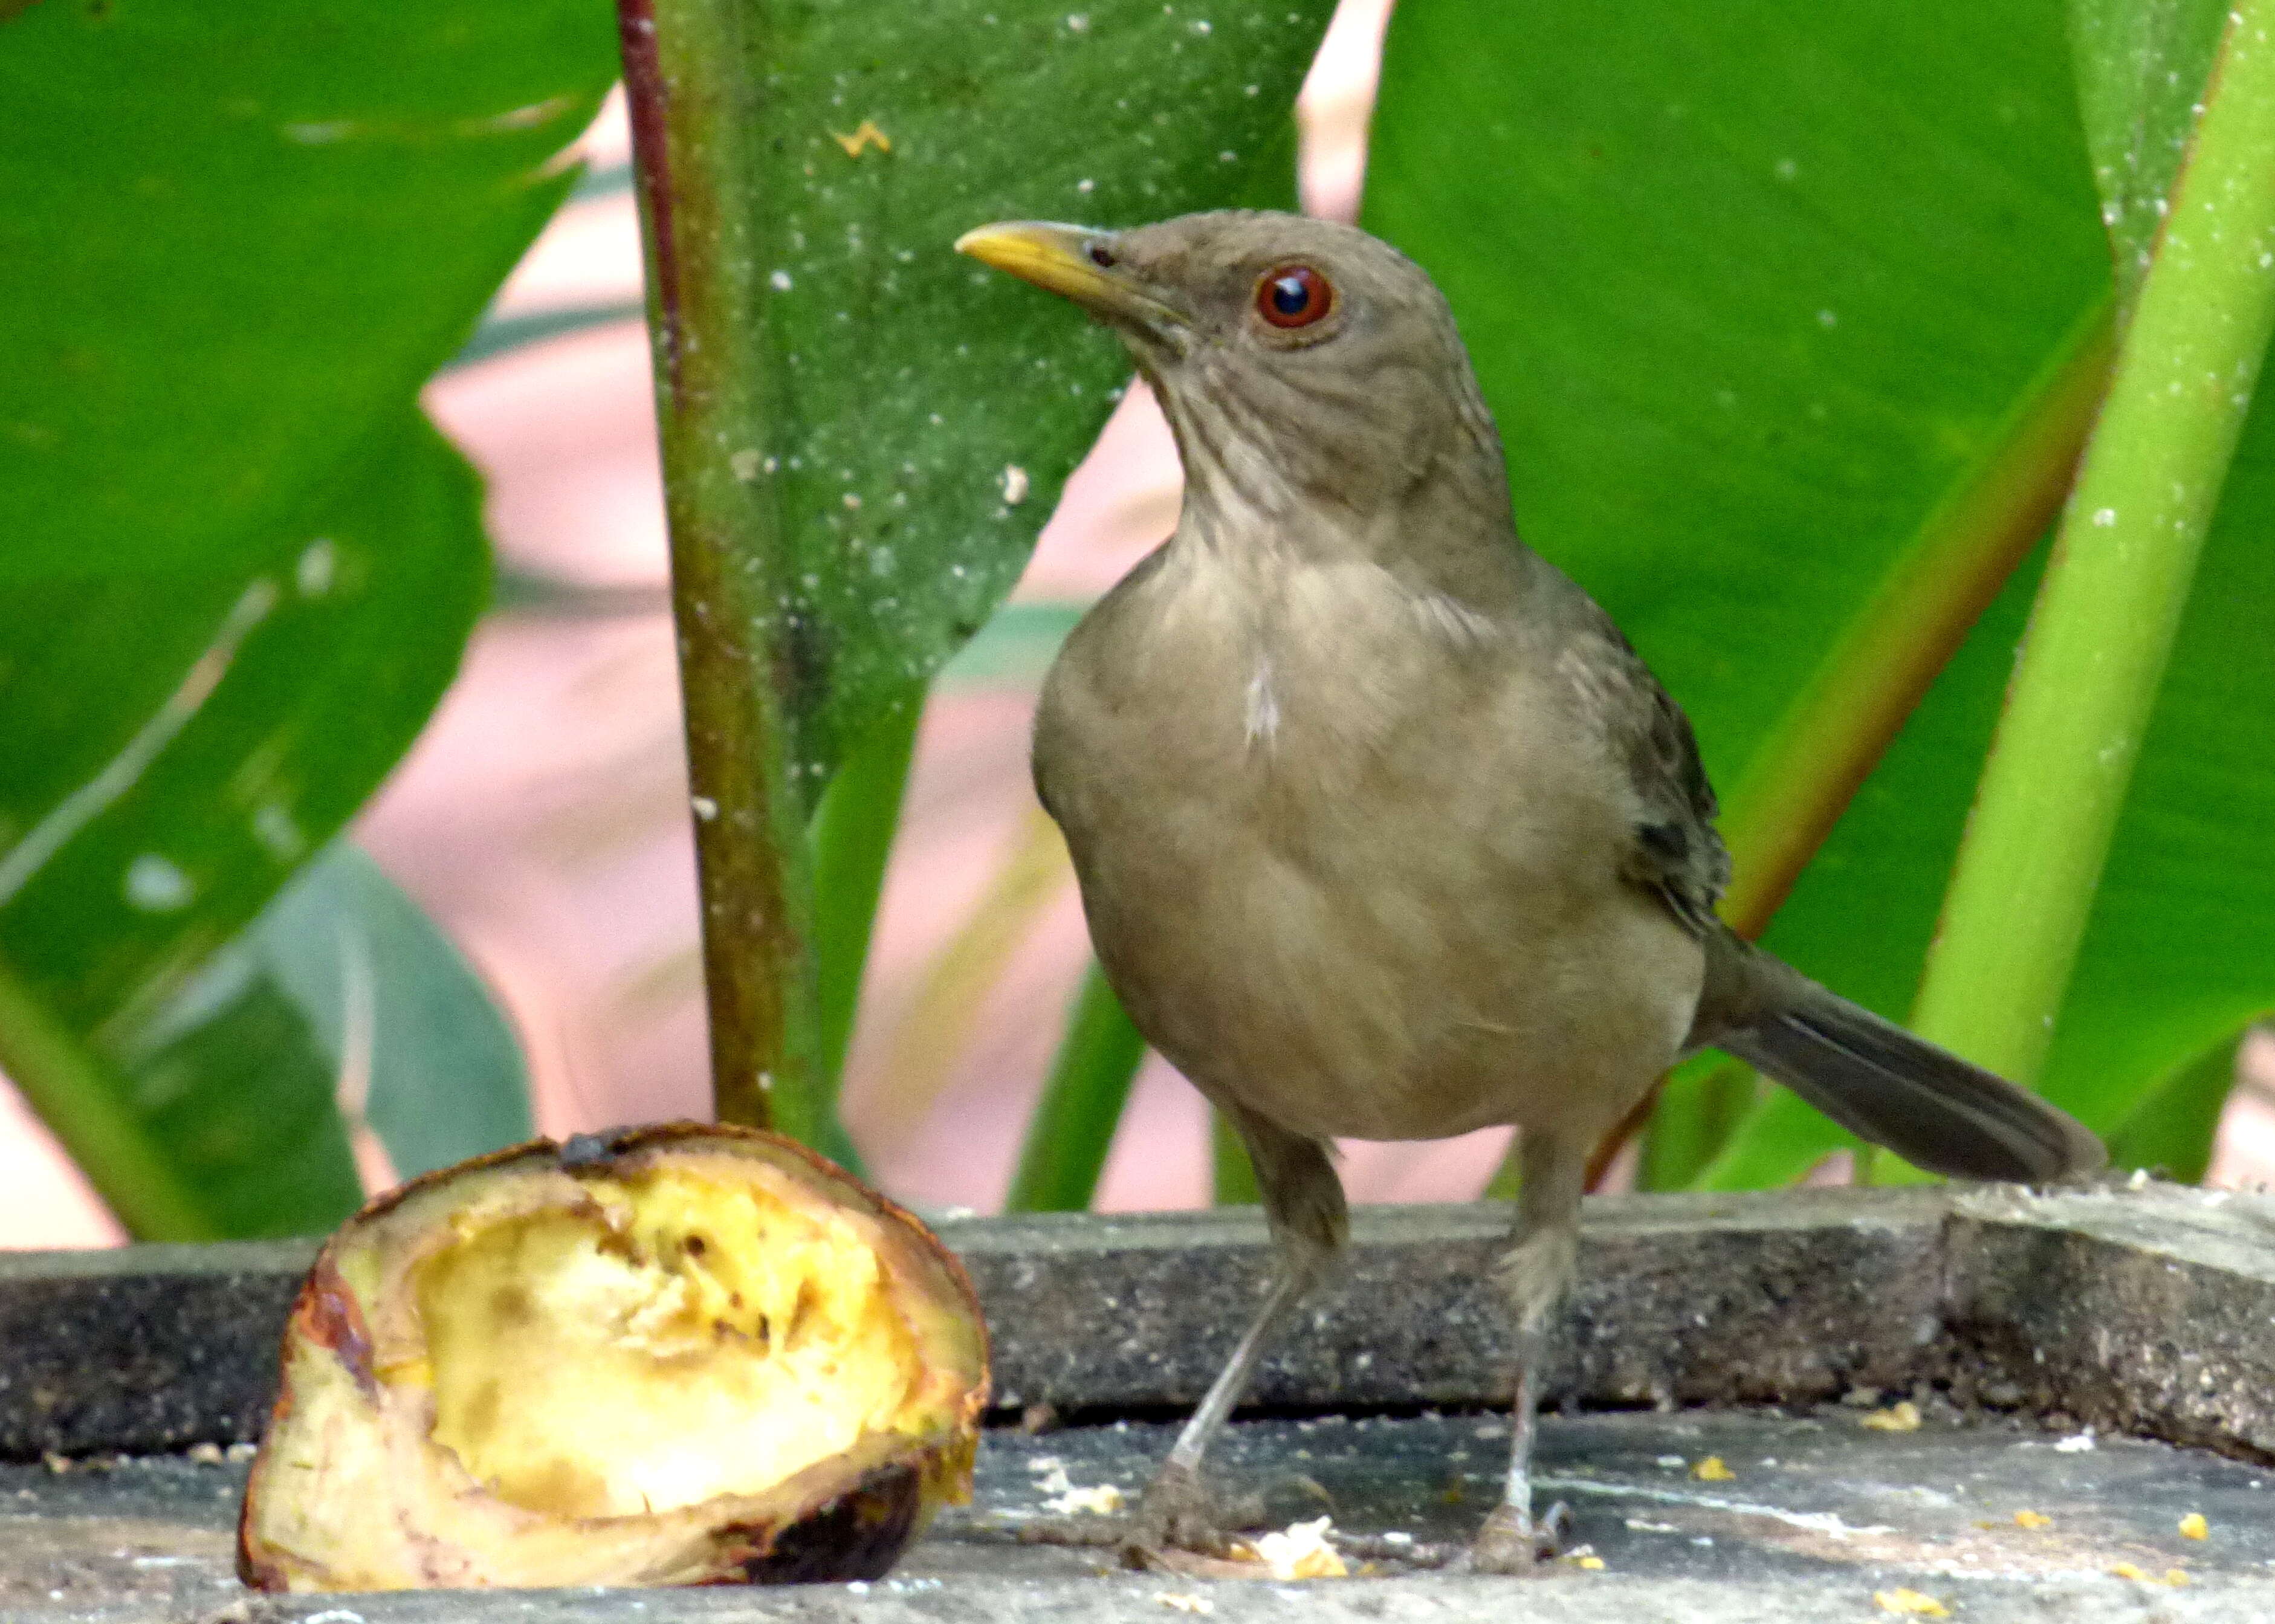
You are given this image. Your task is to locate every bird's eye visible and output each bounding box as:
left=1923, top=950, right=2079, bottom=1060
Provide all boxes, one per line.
left=1255, top=264, right=1333, bottom=329
left=1087, top=243, right=1117, bottom=268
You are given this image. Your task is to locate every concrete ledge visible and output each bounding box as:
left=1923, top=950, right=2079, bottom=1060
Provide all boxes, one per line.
left=5, top=1183, right=2272, bottom=1459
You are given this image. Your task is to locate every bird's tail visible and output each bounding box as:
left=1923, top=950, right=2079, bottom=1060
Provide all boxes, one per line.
left=1703, top=941, right=2106, bottom=1183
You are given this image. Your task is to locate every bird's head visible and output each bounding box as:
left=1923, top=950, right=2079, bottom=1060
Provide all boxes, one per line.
left=956, top=210, right=1507, bottom=537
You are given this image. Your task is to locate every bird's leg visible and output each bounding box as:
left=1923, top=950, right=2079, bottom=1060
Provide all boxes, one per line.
left=1131, top=1105, right=1346, bottom=1558
left=1470, top=1127, right=1585, bottom=1573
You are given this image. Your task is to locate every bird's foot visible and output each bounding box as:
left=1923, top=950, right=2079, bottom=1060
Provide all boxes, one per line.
left=1462, top=1499, right=1571, bottom=1574
left=1119, top=1460, right=1266, bottom=1570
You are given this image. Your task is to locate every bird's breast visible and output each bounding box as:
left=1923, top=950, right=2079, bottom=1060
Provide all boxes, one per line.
left=1032, top=540, right=1701, bottom=1142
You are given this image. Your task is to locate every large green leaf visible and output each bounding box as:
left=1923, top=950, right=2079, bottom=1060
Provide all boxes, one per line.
left=660, top=0, right=1335, bottom=786
left=1, top=418, right=499, bottom=1234
left=1364, top=0, right=2275, bottom=1185
left=0, top=0, right=611, bottom=580
left=0, top=0, right=615, bottom=1234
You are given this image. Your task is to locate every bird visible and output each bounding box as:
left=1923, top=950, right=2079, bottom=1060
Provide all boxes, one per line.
left=954, top=209, right=2107, bottom=1573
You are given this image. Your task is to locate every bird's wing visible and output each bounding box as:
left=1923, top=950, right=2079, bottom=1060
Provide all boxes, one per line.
left=1550, top=586, right=1730, bottom=937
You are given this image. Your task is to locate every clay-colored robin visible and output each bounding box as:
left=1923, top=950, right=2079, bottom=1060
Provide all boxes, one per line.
left=957, top=210, right=2105, bottom=1570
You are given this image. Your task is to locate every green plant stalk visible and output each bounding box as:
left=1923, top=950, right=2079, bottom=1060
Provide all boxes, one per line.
left=618, top=0, right=820, bottom=1134
left=1005, top=963, right=1147, bottom=1211
left=804, top=684, right=924, bottom=1171
left=0, top=955, right=216, bottom=1240
left=1907, top=3, right=2275, bottom=1104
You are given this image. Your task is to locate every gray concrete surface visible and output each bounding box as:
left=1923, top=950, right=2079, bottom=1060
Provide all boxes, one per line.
left=10, top=1407, right=2273, bottom=1620
left=4, top=1182, right=2274, bottom=1620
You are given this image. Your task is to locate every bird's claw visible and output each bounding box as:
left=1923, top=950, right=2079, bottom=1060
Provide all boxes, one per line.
left=1461, top=1499, right=1571, bottom=1574
left=1119, top=1461, right=1264, bottom=1568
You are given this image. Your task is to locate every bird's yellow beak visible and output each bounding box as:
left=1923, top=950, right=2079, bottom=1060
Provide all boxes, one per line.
left=954, top=221, right=1186, bottom=332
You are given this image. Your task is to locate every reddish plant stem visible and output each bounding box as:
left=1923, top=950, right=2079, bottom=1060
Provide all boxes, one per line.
left=616, top=0, right=819, bottom=1133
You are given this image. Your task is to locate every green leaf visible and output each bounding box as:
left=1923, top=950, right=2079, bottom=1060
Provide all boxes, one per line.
left=1636, top=1054, right=1759, bottom=1194
left=2103, top=1026, right=2249, bottom=1182
left=253, top=844, right=531, bottom=1182
left=667, top=0, right=1331, bottom=785
left=0, top=0, right=614, bottom=583
left=2070, top=0, right=2231, bottom=304
left=0, top=418, right=499, bottom=1235
left=0, top=0, right=614, bottom=1234
left=1367, top=0, right=2275, bottom=1186
left=1367, top=0, right=2107, bottom=802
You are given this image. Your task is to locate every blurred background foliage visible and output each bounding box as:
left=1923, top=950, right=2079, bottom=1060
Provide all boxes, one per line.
left=1, top=0, right=2269, bottom=1240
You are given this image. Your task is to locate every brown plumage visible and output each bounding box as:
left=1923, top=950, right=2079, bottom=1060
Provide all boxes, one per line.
left=957, top=210, right=2105, bottom=1571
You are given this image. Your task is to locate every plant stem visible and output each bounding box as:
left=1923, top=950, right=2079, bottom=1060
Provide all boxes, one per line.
left=1005, top=963, right=1147, bottom=1212
left=618, top=0, right=818, bottom=1132
left=0, top=954, right=216, bottom=1240
left=804, top=685, right=924, bottom=1170
left=1909, top=2, right=2275, bottom=1090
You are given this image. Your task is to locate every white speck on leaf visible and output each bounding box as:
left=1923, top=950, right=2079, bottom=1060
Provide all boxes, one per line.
left=296, top=539, right=337, bottom=596
left=691, top=796, right=719, bottom=821
left=125, top=854, right=194, bottom=913
left=481, top=97, right=576, bottom=134
left=730, top=450, right=763, bottom=482
left=253, top=803, right=305, bottom=861
left=2092, top=507, right=2117, bottom=526
left=769, top=269, right=794, bottom=291
left=1002, top=465, right=1030, bottom=505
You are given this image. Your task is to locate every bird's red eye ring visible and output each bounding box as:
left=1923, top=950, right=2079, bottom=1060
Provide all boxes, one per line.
left=1255, top=264, right=1333, bottom=329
